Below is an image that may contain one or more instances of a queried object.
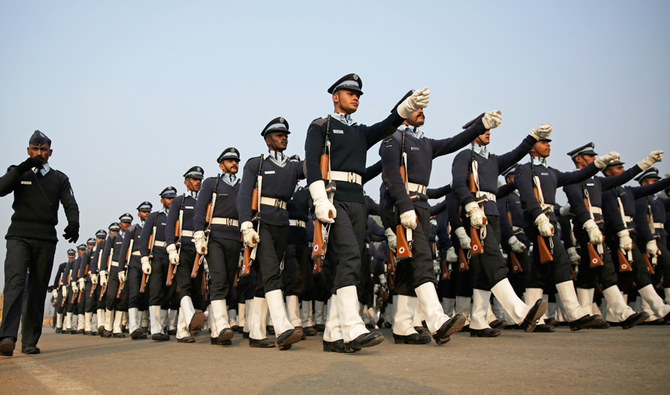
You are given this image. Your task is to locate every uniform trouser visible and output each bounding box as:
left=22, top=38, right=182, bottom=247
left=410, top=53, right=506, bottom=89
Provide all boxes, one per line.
left=77, top=282, right=87, bottom=315
left=127, top=262, right=148, bottom=310
left=56, top=293, right=65, bottom=315
left=283, top=228, right=309, bottom=297
left=67, top=285, right=78, bottom=313
left=574, top=229, right=618, bottom=290
left=467, top=217, right=511, bottom=290
left=504, top=234, right=531, bottom=296
left=324, top=201, right=367, bottom=292
left=148, top=254, right=170, bottom=306
left=393, top=206, right=437, bottom=296
left=0, top=237, right=57, bottom=346
left=526, top=224, right=573, bottom=288
left=106, top=268, right=129, bottom=311
left=175, top=247, right=206, bottom=310
left=208, top=238, right=242, bottom=301
left=84, top=280, right=98, bottom=313
left=654, top=235, right=670, bottom=288
left=254, top=223, right=288, bottom=294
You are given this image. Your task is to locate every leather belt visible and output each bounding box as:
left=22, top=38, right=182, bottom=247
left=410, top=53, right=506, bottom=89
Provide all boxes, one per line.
left=476, top=191, right=497, bottom=202
left=132, top=251, right=141, bottom=256
left=260, top=197, right=287, bottom=210
left=329, top=170, right=362, bottom=185
left=211, top=217, right=239, bottom=226
left=111, top=260, right=119, bottom=267
left=590, top=206, right=602, bottom=215
left=153, top=240, right=166, bottom=247
left=289, top=219, right=306, bottom=228
left=180, top=230, right=193, bottom=238
left=654, top=222, right=664, bottom=229
left=407, top=182, right=427, bottom=195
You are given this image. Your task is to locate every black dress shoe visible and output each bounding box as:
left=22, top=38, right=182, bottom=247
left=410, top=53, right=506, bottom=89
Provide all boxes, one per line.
left=242, top=331, right=250, bottom=339
left=413, top=326, right=430, bottom=336
left=393, top=333, right=432, bottom=344
left=211, top=337, right=231, bottom=346
left=621, top=312, right=649, bottom=329
left=21, top=344, right=40, bottom=354
left=249, top=338, right=275, bottom=348
left=459, top=325, right=470, bottom=333
left=91, top=331, right=98, bottom=336
left=504, top=324, right=521, bottom=330
left=533, top=324, right=556, bottom=333
left=569, top=314, right=604, bottom=331
left=588, top=320, right=610, bottom=329
left=151, top=333, right=170, bottom=341
left=112, top=332, right=126, bottom=338
left=218, top=328, right=234, bottom=342
left=348, top=331, right=385, bottom=351
left=489, top=320, right=510, bottom=330
left=544, top=317, right=559, bottom=327
left=322, top=339, right=354, bottom=353
left=177, top=337, right=195, bottom=343
left=122, top=327, right=129, bottom=334
left=189, top=310, right=205, bottom=334
left=0, top=338, right=16, bottom=356
left=276, top=329, right=302, bottom=350
left=266, top=325, right=275, bottom=335
left=84, top=331, right=92, bottom=336
left=470, top=328, right=501, bottom=337
left=131, top=329, right=147, bottom=340
left=77, top=329, right=85, bottom=334
left=97, top=326, right=105, bottom=336
left=303, top=326, right=318, bottom=336
left=167, top=329, right=177, bottom=336
left=520, top=299, right=547, bottom=333
left=314, top=324, right=325, bottom=332
left=101, top=330, right=112, bottom=338
left=433, top=314, right=466, bottom=344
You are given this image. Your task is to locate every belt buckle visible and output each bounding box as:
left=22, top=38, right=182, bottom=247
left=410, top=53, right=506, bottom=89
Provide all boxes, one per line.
left=347, top=172, right=356, bottom=183
left=274, top=199, right=282, bottom=208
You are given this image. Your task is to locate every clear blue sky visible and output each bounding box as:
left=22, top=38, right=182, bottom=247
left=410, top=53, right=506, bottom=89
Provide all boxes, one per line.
left=1, top=0, right=669, bottom=287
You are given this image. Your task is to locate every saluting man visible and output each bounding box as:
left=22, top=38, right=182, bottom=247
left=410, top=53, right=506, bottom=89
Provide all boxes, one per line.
left=0, top=130, right=80, bottom=356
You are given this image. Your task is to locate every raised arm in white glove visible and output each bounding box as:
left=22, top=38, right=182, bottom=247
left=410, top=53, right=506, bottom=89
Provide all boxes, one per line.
left=384, top=228, right=397, bottom=252
left=583, top=219, right=603, bottom=244
left=535, top=213, right=554, bottom=237
left=141, top=256, right=152, bottom=275
left=465, top=202, right=486, bottom=229
left=396, top=88, right=430, bottom=119
left=454, top=227, right=471, bottom=250
left=529, top=123, right=552, bottom=141
left=508, top=236, right=527, bottom=253
left=637, top=150, right=663, bottom=171
left=400, top=210, right=418, bottom=230
left=241, top=221, right=260, bottom=248
left=446, top=247, right=458, bottom=263
left=617, top=230, right=633, bottom=251
left=594, top=151, right=620, bottom=169
left=567, top=246, right=581, bottom=264
left=482, top=110, right=502, bottom=130
left=194, top=230, right=208, bottom=255
left=309, top=180, right=336, bottom=223
left=167, top=244, right=180, bottom=266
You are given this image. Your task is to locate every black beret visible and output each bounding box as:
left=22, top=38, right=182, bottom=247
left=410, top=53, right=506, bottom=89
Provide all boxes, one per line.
left=327, top=73, right=363, bottom=95
left=183, top=166, right=204, bottom=180
left=261, top=117, right=290, bottom=137
left=217, top=147, right=240, bottom=163
left=29, top=130, right=52, bottom=146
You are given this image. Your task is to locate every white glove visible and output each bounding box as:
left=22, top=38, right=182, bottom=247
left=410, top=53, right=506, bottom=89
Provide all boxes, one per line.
left=508, top=236, right=527, bottom=253
left=465, top=202, right=486, bottom=229
left=384, top=228, right=397, bottom=252
left=396, top=88, right=430, bottom=119
left=529, top=123, right=552, bottom=141
left=446, top=247, right=458, bottom=263
left=62, top=286, right=68, bottom=298
left=118, top=271, right=126, bottom=283
left=141, top=256, right=152, bottom=275
left=482, top=109, right=502, bottom=130
left=617, top=230, right=633, bottom=251
left=535, top=213, right=554, bottom=237
left=433, top=260, right=440, bottom=275
left=167, top=244, right=180, bottom=266
left=567, top=246, right=581, bottom=264
left=583, top=219, right=603, bottom=244
left=309, top=180, right=336, bottom=223
left=637, top=150, right=663, bottom=171
left=400, top=210, right=418, bottom=230
left=100, top=271, right=108, bottom=287
left=52, top=289, right=58, bottom=299
left=646, top=239, right=660, bottom=258
left=559, top=204, right=571, bottom=216
left=90, top=273, right=98, bottom=285
left=594, top=151, right=620, bottom=169
left=379, top=273, right=387, bottom=287
left=241, top=221, right=260, bottom=248
left=78, top=278, right=85, bottom=289
left=194, top=230, right=208, bottom=255
left=72, top=282, right=78, bottom=293
left=454, top=227, right=471, bottom=250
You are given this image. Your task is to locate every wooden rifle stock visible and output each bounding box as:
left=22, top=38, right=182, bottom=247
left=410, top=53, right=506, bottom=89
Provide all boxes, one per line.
left=139, top=273, right=147, bottom=293
left=191, top=253, right=201, bottom=278
left=467, top=171, right=477, bottom=193
left=441, top=259, right=450, bottom=280
left=201, top=272, right=208, bottom=300
left=98, top=283, right=107, bottom=301
left=617, top=249, right=632, bottom=272
left=251, top=188, right=259, bottom=212
left=586, top=242, right=604, bottom=268
left=116, top=280, right=124, bottom=298
left=166, top=263, right=175, bottom=286
left=174, top=220, right=180, bottom=238
left=642, top=253, right=655, bottom=274
left=311, top=220, right=326, bottom=260
left=205, top=202, right=213, bottom=224
left=395, top=224, right=412, bottom=261
left=240, top=245, right=252, bottom=277
left=458, top=248, right=469, bottom=271
left=320, top=154, right=329, bottom=180
left=469, top=226, right=484, bottom=255
left=312, top=257, right=323, bottom=274
left=510, top=251, right=523, bottom=273
left=537, top=235, right=553, bottom=264
left=387, top=247, right=396, bottom=273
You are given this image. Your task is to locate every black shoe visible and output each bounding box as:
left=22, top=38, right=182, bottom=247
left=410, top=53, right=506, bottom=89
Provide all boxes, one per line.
left=588, top=320, right=610, bottom=329
left=314, top=324, right=325, bottom=332
left=459, top=325, right=470, bottom=333
left=322, top=339, right=354, bottom=353
left=77, top=329, right=85, bottom=334
left=249, top=338, right=276, bottom=348
left=211, top=337, right=231, bottom=346
left=189, top=310, right=205, bottom=334
left=91, top=331, right=98, bottom=336
left=0, top=338, right=16, bottom=356
left=233, top=325, right=244, bottom=334
left=489, top=320, right=510, bottom=330
left=533, top=324, right=556, bottom=333
left=413, top=326, right=430, bottom=336
left=122, top=326, right=129, bottom=334
left=639, top=318, right=665, bottom=325
left=303, top=326, right=318, bottom=336
left=97, top=326, right=105, bottom=336
left=84, top=331, right=92, bottom=336
left=112, top=332, right=126, bottom=338
left=470, top=328, right=501, bottom=337
left=276, top=329, right=302, bottom=350
left=177, top=337, right=195, bottom=343
left=21, top=344, right=40, bottom=354
left=520, top=299, right=547, bottom=333
left=393, top=333, right=432, bottom=344
left=621, top=312, right=649, bottom=329
left=167, top=329, right=177, bottom=336
left=101, top=330, right=112, bottom=338
left=365, top=323, right=375, bottom=329
left=217, top=328, right=234, bottom=342
left=544, top=317, right=559, bottom=327
left=504, top=324, right=521, bottom=330
left=55, top=328, right=62, bottom=334
left=348, top=331, right=385, bottom=351
left=569, top=314, right=604, bottom=331
left=242, top=331, right=250, bottom=339
left=131, top=329, right=147, bottom=340
left=266, top=325, right=275, bottom=335
left=151, top=333, right=169, bottom=341
left=433, top=314, right=466, bottom=344
left=664, top=311, right=670, bottom=324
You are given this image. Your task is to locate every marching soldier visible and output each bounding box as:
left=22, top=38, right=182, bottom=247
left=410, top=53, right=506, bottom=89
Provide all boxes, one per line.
left=165, top=166, right=206, bottom=343
left=194, top=148, right=243, bottom=346
left=72, top=243, right=88, bottom=333
left=80, top=237, right=97, bottom=335
left=89, top=228, right=109, bottom=335
left=237, top=117, right=305, bottom=349
left=51, top=253, right=69, bottom=333
left=140, top=186, right=177, bottom=341
left=304, top=73, right=429, bottom=352
left=0, top=130, right=80, bottom=356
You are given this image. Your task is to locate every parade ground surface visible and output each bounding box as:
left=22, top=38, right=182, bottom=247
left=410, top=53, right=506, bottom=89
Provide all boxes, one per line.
left=1, top=325, right=669, bottom=394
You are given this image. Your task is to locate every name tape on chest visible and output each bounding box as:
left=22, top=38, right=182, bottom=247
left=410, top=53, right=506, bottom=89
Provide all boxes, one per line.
left=264, top=170, right=275, bottom=175
left=21, top=181, right=32, bottom=185
left=333, top=129, right=344, bottom=134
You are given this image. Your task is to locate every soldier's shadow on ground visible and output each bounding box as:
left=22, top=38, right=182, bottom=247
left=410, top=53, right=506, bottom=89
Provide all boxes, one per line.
left=259, top=361, right=447, bottom=394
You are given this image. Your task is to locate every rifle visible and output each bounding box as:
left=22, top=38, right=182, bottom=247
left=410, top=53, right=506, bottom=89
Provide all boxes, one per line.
left=241, top=154, right=264, bottom=277
left=192, top=175, right=220, bottom=278
left=582, top=188, right=604, bottom=268
left=117, top=237, right=134, bottom=298
left=457, top=247, right=469, bottom=271
left=466, top=142, right=485, bottom=256
left=98, top=247, right=113, bottom=301
left=617, top=248, right=632, bottom=272
left=642, top=252, right=655, bottom=275
left=395, top=129, right=414, bottom=261
left=89, top=243, right=104, bottom=297
left=167, top=196, right=185, bottom=286
left=312, top=116, right=335, bottom=262
left=312, top=256, right=323, bottom=274
left=530, top=159, right=554, bottom=264
left=441, top=259, right=451, bottom=280
left=386, top=247, right=396, bottom=290
left=141, top=216, right=158, bottom=293
left=506, top=201, right=523, bottom=273
left=201, top=257, right=210, bottom=301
